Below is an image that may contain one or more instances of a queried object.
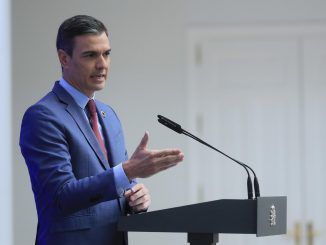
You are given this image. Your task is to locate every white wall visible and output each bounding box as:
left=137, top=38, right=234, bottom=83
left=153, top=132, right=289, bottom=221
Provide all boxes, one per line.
left=12, top=0, right=326, bottom=245
left=187, top=0, right=326, bottom=23
left=0, top=0, right=12, bottom=244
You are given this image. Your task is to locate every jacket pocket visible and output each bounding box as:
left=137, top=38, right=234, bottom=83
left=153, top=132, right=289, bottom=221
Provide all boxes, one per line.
left=50, top=215, right=93, bottom=233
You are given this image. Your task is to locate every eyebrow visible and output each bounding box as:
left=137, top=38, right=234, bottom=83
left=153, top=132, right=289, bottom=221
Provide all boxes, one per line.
left=81, top=49, right=111, bottom=56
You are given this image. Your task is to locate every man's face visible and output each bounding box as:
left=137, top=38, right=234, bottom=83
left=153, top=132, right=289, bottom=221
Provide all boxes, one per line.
left=58, top=32, right=111, bottom=97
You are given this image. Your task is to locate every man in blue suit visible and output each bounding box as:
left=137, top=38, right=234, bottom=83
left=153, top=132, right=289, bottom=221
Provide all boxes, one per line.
left=20, top=15, right=184, bottom=245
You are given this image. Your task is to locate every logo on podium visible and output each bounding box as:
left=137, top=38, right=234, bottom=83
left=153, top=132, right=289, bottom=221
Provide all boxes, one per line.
left=269, top=205, right=276, bottom=226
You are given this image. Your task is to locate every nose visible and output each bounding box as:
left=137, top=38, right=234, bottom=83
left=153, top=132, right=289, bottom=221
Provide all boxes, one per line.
left=96, top=54, right=109, bottom=70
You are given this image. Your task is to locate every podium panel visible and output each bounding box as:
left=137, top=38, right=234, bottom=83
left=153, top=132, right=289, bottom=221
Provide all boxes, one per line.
left=118, top=196, right=286, bottom=244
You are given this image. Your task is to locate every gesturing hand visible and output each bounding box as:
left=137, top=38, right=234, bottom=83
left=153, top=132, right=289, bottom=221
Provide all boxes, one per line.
left=123, top=132, right=184, bottom=180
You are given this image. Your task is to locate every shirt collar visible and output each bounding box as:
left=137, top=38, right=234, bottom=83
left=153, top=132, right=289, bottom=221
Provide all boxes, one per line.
left=59, top=77, right=95, bottom=109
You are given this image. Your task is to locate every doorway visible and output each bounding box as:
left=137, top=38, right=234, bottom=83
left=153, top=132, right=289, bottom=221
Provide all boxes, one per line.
left=187, top=25, right=326, bottom=245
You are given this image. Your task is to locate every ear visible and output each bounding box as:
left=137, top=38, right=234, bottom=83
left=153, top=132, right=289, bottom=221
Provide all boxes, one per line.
left=57, top=49, right=71, bottom=69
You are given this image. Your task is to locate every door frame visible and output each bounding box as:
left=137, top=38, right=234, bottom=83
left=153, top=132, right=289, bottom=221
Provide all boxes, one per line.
left=186, top=23, right=326, bottom=203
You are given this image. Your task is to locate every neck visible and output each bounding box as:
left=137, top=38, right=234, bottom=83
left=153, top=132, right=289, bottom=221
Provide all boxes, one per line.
left=62, top=75, right=94, bottom=98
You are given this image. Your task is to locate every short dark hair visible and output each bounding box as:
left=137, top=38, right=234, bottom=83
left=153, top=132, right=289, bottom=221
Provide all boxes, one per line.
left=56, top=15, right=108, bottom=56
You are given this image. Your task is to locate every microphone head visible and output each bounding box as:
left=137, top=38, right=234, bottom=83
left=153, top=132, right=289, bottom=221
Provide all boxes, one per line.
left=157, top=115, right=183, bottom=134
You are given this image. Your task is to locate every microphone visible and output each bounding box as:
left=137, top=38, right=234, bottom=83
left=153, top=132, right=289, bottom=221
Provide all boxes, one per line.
left=157, top=114, right=260, bottom=200
left=157, top=115, right=183, bottom=134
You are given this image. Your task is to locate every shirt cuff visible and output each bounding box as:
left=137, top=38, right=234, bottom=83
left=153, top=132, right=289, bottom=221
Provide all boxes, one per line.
left=113, top=163, right=134, bottom=197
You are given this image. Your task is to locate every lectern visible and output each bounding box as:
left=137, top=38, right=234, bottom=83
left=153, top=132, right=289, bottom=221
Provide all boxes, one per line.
left=118, top=196, right=286, bottom=244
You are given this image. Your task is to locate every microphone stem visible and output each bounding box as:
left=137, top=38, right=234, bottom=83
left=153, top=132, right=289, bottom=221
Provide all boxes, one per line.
left=182, top=129, right=255, bottom=199
left=157, top=114, right=260, bottom=199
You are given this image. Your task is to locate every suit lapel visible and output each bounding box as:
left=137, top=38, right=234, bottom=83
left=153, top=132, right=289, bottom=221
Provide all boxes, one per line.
left=96, top=102, right=128, bottom=213
left=52, top=82, right=110, bottom=170
left=96, top=102, right=117, bottom=166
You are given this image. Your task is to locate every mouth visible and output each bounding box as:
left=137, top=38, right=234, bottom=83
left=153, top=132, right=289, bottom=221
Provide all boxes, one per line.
left=91, top=74, right=106, bottom=79
left=90, top=74, right=106, bottom=83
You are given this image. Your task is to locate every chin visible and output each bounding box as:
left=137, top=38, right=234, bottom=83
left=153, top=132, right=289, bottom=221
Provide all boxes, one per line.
left=94, top=83, right=106, bottom=91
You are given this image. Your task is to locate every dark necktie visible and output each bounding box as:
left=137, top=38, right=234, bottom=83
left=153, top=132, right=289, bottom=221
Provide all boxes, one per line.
left=87, top=99, right=108, bottom=159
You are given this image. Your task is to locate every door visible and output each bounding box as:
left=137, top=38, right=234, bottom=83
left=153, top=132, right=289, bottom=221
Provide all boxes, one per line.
left=302, top=37, right=326, bottom=245
left=187, top=26, right=326, bottom=245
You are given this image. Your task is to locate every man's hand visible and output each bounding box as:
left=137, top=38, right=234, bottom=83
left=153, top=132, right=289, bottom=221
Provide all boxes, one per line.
left=123, top=132, right=184, bottom=180
left=124, top=183, right=151, bottom=213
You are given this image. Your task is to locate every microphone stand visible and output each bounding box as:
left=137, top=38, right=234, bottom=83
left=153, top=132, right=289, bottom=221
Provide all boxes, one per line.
left=158, top=115, right=260, bottom=199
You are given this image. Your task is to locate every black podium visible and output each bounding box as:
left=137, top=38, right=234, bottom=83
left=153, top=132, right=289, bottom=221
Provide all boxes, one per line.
left=118, top=196, right=287, bottom=244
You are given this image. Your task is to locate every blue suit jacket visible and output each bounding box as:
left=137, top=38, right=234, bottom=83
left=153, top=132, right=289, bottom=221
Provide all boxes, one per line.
left=20, top=82, right=131, bottom=245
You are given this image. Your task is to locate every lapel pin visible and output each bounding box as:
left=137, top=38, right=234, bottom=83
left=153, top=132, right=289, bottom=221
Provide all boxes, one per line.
left=101, top=111, right=106, bottom=118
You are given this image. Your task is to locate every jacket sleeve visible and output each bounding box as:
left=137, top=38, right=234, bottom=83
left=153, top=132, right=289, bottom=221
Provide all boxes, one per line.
left=20, top=104, right=119, bottom=216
